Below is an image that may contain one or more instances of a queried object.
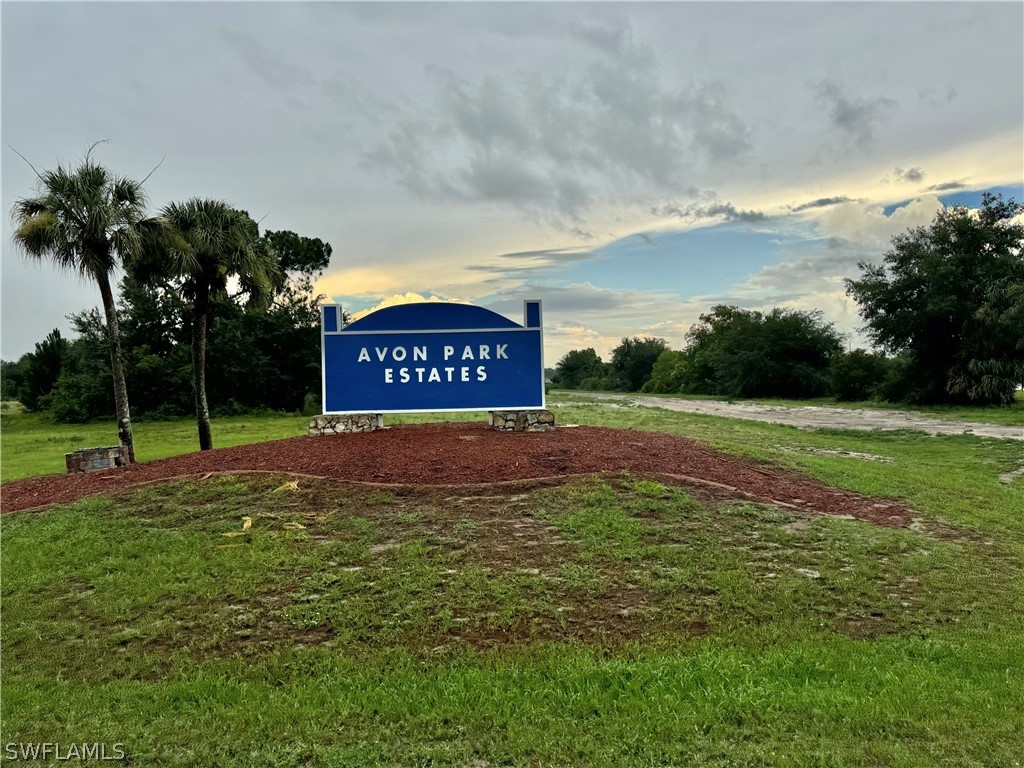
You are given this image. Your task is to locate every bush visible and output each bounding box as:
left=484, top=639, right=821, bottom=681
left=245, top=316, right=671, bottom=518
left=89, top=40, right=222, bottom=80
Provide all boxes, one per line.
left=610, top=337, right=669, bottom=392
left=642, top=350, right=688, bottom=393
left=680, top=305, right=843, bottom=398
left=829, top=349, right=894, bottom=401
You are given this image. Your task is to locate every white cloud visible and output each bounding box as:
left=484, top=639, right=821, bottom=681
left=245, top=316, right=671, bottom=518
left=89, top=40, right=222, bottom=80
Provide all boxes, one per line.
left=346, top=292, right=468, bottom=322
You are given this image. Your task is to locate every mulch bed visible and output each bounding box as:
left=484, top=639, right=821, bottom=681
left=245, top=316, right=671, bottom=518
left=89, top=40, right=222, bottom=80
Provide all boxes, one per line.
left=0, top=423, right=911, bottom=526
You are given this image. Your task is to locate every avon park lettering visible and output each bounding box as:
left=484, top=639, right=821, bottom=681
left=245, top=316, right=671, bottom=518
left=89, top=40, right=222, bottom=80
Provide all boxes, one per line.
left=357, top=343, right=509, bottom=385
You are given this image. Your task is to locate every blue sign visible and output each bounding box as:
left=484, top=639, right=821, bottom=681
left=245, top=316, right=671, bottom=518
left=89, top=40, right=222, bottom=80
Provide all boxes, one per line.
left=321, top=301, right=545, bottom=414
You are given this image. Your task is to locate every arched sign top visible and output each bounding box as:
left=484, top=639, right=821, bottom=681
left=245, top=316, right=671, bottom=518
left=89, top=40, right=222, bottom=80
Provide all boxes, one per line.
left=344, top=302, right=521, bottom=332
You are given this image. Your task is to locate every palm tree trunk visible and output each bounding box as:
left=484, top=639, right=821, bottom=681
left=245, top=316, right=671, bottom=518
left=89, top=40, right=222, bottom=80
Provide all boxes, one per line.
left=96, top=270, right=136, bottom=463
left=192, top=286, right=214, bottom=450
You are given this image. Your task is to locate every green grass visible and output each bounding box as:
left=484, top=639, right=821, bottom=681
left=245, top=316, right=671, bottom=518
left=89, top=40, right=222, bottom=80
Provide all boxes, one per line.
left=551, top=398, right=1024, bottom=536
left=0, top=409, right=491, bottom=482
left=3, top=399, right=1023, bottom=764
left=3, top=471, right=1023, bottom=766
left=562, top=389, right=1024, bottom=426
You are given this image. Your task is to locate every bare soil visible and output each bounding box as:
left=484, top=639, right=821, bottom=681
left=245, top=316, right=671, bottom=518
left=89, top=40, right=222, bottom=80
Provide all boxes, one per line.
left=0, top=423, right=911, bottom=526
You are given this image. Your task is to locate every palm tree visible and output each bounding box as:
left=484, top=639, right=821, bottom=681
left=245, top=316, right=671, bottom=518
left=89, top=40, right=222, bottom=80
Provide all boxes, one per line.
left=145, top=199, right=279, bottom=450
left=11, top=147, right=158, bottom=462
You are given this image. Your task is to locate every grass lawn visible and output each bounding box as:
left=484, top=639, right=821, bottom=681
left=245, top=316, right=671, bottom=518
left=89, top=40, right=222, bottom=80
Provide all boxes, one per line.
left=0, top=409, right=489, bottom=482
left=2, top=401, right=1023, bottom=765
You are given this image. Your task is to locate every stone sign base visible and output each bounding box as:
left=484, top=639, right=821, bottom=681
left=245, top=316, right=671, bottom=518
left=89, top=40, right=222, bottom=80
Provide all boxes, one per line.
left=489, top=409, right=556, bottom=432
left=66, top=445, right=130, bottom=474
left=309, top=413, right=384, bottom=435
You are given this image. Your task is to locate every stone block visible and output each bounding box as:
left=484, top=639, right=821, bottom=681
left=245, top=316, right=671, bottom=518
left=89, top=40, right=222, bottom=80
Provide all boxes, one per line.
left=308, top=413, right=384, bottom=435
left=65, top=445, right=130, bottom=474
left=488, top=409, right=556, bottom=432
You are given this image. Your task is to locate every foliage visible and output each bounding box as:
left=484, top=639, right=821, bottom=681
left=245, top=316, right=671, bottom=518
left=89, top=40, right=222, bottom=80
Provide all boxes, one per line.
left=4, top=223, right=328, bottom=425
left=2, top=329, right=69, bottom=411
left=42, top=311, right=115, bottom=423
left=551, top=348, right=608, bottom=389
left=8, top=145, right=160, bottom=459
left=641, top=349, right=689, bottom=393
left=679, top=305, right=843, bottom=398
left=829, top=348, right=894, bottom=402
left=138, top=199, right=282, bottom=449
left=262, top=229, right=332, bottom=292
left=609, top=336, right=669, bottom=391
left=846, top=193, right=1024, bottom=404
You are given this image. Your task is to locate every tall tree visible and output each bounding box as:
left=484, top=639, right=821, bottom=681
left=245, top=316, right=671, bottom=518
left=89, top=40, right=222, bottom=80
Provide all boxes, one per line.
left=552, top=348, right=607, bottom=390
left=144, top=199, right=279, bottom=450
left=846, top=193, right=1024, bottom=404
left=10, top=147, right=158, bottom=461
left=610, top=336, right=669, bottom=392
left=679, top=305, right=842, bottom=398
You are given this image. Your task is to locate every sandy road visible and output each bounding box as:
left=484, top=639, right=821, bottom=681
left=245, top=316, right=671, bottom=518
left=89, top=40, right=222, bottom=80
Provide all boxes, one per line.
left=574, top=393, right=1024, bottom=441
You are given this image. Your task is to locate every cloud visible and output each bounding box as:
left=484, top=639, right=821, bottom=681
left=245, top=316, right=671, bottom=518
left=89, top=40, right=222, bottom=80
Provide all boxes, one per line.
left=893, top=166, right=925, bottom=183
left=791, top=196, right=857, bottom=212
left=815, top=196, right=943, bottom=249
left=347, top=292, right=467, bottom=322
left=362, top=32, right=751, bottom=226
left=918, top=85, right=958, bottom=106
left=221, top=30, right=315, bottom=90
left=923, top=179, right=969, bottom=192
left=651, top=199, right=766, bottom=223
left=812, top=79, right=898, bottom=147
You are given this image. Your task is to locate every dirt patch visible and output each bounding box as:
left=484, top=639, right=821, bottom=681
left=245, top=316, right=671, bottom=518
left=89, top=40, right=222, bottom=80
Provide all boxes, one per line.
left=1, top=423, right=911, bottom=526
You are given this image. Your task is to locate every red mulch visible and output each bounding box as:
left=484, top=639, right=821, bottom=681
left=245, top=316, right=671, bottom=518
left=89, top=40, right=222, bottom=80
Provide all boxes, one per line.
left=0, top=423, right=911, bottom=526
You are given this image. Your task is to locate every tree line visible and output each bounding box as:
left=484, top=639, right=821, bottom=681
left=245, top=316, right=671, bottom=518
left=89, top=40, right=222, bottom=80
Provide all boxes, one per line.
left=552, top=194, right=1023, bottom=405
left=4, top=151, right=1021, bottom=461
left=3, top=145, right=332, bottom=460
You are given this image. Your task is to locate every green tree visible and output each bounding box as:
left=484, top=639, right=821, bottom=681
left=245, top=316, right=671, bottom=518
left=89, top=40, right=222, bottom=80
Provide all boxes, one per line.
left=143, top=199, right=280, bottom=450
left=641, top=349, right=688, bottom=393
left=680, top=306, right=842, bottom=398
left=829, top=349, right=893, bottom=401
left=45, top=310, right=116, bottom=423
left=262, top=230, right=332, bottom=293
left=5, top=329, right=69, bottom=410
left=610, top=336, right=669, bottom=391
left=10, top=147, right=161, bottom=460
left=551, top=348, right=607, bottom=390
left=846, top=193, right=1024, bottom=404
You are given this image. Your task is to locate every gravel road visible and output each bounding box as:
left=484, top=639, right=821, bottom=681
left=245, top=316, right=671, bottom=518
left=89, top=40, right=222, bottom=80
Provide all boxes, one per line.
left=575, top=393, right=1024, bottom=441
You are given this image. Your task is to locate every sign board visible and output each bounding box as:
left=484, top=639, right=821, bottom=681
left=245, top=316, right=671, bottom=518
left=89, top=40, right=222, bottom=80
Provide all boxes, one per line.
left=321, top=301, right=545, bottom=414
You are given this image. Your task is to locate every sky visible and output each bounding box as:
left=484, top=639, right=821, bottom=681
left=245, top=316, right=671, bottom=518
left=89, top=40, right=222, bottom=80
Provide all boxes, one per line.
left=2, top=1, right=1022, bottom=365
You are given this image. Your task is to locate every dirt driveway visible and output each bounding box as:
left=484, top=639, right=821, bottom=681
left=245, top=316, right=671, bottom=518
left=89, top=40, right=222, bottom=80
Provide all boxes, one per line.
left=575, top=393, right=1024, bottom=441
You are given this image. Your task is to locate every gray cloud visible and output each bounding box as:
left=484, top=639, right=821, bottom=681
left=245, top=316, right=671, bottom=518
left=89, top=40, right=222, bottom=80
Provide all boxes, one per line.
left=362, top=33, right=751, bottom=225
left=221, top=29, right=315, bottom=90
left=918, top=86, right=958, bottom=106
left=893, top=166, right=926, bottom=183
left=791, top=196, right=856, bottom=212
left=813, top=79, right=898, bottom=147
left=651, top=200, right=767, bottom=223
left=464, top=246, right=598, bottom=282
left=712, top=245, right=870, bottom=306
left=485, top=281, right=679, bottom=319
left=924, top=179, right=969, bottom=192
left=495, top=246, right=594, bottom=261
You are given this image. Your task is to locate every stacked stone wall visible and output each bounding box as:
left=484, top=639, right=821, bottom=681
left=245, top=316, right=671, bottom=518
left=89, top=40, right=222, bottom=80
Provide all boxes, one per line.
left=66, top=445, right=130, bottom=473
left=488, top=410, right=556, bottom=432
left=308, top=414, right=384, bottom=435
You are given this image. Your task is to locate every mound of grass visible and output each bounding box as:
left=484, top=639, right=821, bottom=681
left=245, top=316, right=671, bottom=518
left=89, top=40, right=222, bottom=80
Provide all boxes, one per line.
left=3, top=473, right=1022, bottom=766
